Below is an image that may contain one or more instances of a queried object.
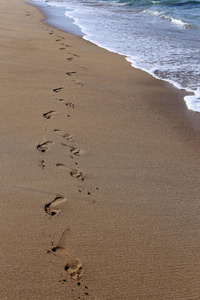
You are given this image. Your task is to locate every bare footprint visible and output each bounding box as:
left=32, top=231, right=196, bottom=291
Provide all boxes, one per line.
left=37, top=141, right=53, bottom=153
left=43, top=110, right=57, bottom=119
left=68, top=52, right=80, bottom=57
left=70, top=169, right=84, bottom=180
left=70, top=146, right=80, bottom=156
left=66, top=71, right=77, bottom=76
left=53, top=129, right=61, bottom=133
left=72, top=80, right=85, bottom=86
left=51, top=228, right=84, bottom=279
left=56, top=163, right=67, bottom=169
left=53, top=130, right=74, bottom=142
left=65, top=261, right=83, bottom=280
left=65, top=102, right=75, bottom=108
left=57, top=98, right=65, bottom=102
left=53, top=87, right=63, bottom=93
left=76, top=82, right=85, bottom=86
left=45, top=196, right=66, bottom=216
left=63, top=133, right=74, bottom=142
left=39, top=160, right=45, bottom=169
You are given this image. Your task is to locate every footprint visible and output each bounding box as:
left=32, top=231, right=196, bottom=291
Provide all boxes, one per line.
left=56, top=163, right=67, bottom=169
left=72, top=80, right=85, bottom=86
left=51, top=228, right=84, bottom=279
left=45, top=196, right=66, bottom=216
left=61, top=143, right=68, bottom=147
left=43, top=110, right=57, bottom=119
left=53, top=87, right=63, bottom=93
left=68, top=52, right=80, bottom=57
left=60, top=144, right=80, bottom=155
left=65, top=102, right=75, bottom=108
left=53, top=130, right=74, bottom=142
left=53, top=129, right=61, bottom=133
left=70, top=146, right=80, bottom=156
left=63, top=133, right=74, bottom=142
left=59, top=47, right=66, bottom=51
left=76, top=82, right=85, bottom=86
left=37, top=141, right=53, bottom=153
left=39, top=160, right=45, bottom=169
left=66, top=72, right=77, bottom=76
left=67, top=57, right=74, bottom=61
left=65, top=261, right=83, bottom=280
left=70, top=170, right=84, bottom=180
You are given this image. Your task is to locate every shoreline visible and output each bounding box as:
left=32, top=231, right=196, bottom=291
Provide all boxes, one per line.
left=30, top=0, right=84, bottom=37
left=30, top=0, right=198, bottom=113
left=1, top=0, right=200, bottom=299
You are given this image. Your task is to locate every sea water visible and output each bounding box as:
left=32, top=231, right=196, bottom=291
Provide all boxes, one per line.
left=32, top=0, right=200, bottom=112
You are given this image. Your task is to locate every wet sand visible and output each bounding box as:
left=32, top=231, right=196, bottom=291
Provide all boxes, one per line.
left=1, top=0, right=200, bottom=299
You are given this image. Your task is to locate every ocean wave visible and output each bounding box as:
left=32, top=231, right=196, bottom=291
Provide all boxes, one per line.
left=184, top=88, right=200, bottom=112
left=172, top=0, right=200, bottom=8
left=144, top=9, right=193, bottom=28
left=117, top=0, right=200, bottom=10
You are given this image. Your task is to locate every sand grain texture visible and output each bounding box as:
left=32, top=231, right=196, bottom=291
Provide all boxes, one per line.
left=1, top=0, right=200, bottom=299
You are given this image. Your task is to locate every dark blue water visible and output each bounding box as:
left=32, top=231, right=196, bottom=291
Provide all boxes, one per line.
left=32, top=0, right=200, bottom=112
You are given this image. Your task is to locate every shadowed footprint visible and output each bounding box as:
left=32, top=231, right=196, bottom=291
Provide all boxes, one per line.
left=39, top=160, right=45, bottom=169
left=56, top=98, right=65, bottom=102
left=60, top=144, right=80, bottom=156
left=51, top=228, right=84, bottom=279
left=37, top=141, right=53, bottom=153
left=53, top=87, right=63, bottom=93
left=70, top=146, right=80, bottom=156
left=56, top=163, right=67, bottom=169
left=67, top=57, right=74, bottom=61
left=70, top=169, right=84, bottom=180
left=53, top=129, right=61, bottom=133
left=65, top=102, right=75, bottom=108
left=43, top=110, right=57, bottom=119
left=45, top=196, right=66, bottom=216
left=66, top=72, right=77, bottom=76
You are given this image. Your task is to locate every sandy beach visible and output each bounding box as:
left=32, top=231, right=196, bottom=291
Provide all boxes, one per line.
left=1, top=0, right=200, bottom=299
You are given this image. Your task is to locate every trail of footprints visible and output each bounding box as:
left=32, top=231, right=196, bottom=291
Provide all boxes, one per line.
left=37, top=84, right=86, bottom=283
left=37, top=87, right=84, bottom=178
left=49, top=228, right=84, bottom=280
left=36, top=32, right=99, bottom=296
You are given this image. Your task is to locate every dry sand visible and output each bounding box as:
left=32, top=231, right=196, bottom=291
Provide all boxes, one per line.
left=1, top=0, right=200, bottom=299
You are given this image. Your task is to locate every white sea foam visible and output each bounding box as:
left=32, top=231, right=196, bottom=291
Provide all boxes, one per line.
left=144, top=9, right=192, bottom=28
left=184, top=89, right=200, bottom=112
